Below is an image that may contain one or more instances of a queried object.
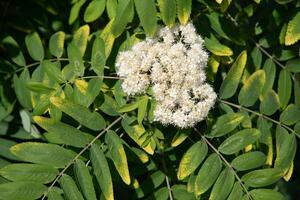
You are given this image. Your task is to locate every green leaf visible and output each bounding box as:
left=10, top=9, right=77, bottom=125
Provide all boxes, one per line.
left=204, top=37, right=233, bottom=57
left=209, top=168, right=235, bottom=200
left=118, top=101, right=139, bottom=113
left=91, top=37, right=106, bottom=77
left=111, top=0, right=133, bottom=37
left=278, top=69, right=292, bottom=109
left=260, top=90, right=280, bottom=115
left=106, top=0, right=117, bottom=19
left=138, top=95, right=148, bottom=124
left=295, top=122, right=300, bottom=137
left=13, top=69, right=32, bottom=109
left=294, top=75, right=300, bottom=108
left=90, top=144, right=114, bottom=200
left=244, top=189, right=285, bottom=200
left=227, top=182, right=243, bottom=200
left=105, top=130, right=131, bottom=185
left=238, top=70, right=266, bottom=107
left=10, top=142, right=76, bottom=168
left=49, top=31, right=65, bottom=58
left=242, top=168, right=283, bottom=187
left=194, top=153, right=222, bottom=197
left=285, top=12, right=300, bottom=45
left=26, top=81, right=55, bottom=94
left=0, top=163, right=58, bottom=184
left=176, top=0, right=192, bottom=25
left=50, top=97, right=106, bottom=131
left=219, top=51, right=247, bottom=99
left=157, top=0, right=176, bottom=27
left=0, top=139, right=20, bottom=161
left=250, top=46, right=262, bottom=69
left=42, top=60, right=65, bottom=83
left=210, top=112, right=244, bottom=137
left=99, top=94, right=119, bottom=116
left=218, top=128, right=261, bottom=155
left=280, top=104, right=300, bottom=125
left=171, top=129, right=191, bottom=147
left=2, top=36, right=26, bottom=66
left=25, top=32, right=44, bottom=61
left=74, top=160, right=97, bottom=200
left=48, top=188, right=64, bottom=200
left=67, top=43, right=85, bottom=77
left=60, top=174, right=84, bottom=200
left=72, top=25, right=90, bottom=57
left=34, top=116, right=93, bottom=148
left=84, top=0, right=106, bottom=23
left=177, top=140, right=208, bottom=180
left=261, top=58, right=276, bottom=98
left=134, top=0, right=157, bottom=36
left=69, top=0, right=86, bottom=24
left=286, top=59, right=300, bottom=73
left=0, top=181, right=46, bottom=200
left=231, top=151, right=266, bottom=171
left=275, top=126, right=297, bottom=171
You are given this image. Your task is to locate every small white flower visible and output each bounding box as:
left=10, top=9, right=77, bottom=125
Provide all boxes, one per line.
left=116, top=23, right=217, bottom=128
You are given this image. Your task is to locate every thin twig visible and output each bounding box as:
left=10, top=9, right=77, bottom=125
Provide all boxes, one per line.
left=193, top=128, right=253, bottom=200
left=165, top=176, right=173, bottom=200
left=219, top=99, right=298, bottom=137
left=41, top=116, right=123, bottom=199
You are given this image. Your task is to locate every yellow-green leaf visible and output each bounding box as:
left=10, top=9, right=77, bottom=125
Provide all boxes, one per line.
left=238, top=70, right=265, bottom=107
left=69, top=0, right=86, bottom=24
left=231, top=151, right=266, bottom=171
left=205, top=37, right=233, bottom=57
left=285, top=12, right=300, bottom=45
left=49, top=31, right=65, bottom=58
left=210, top=112, right=244, bottom=137
left=209, top=168, right=235, bottom=200
left=218, top=128, right=261, bottom=155
left=219, top=51, right=247, bottom=99
left=84, top=0, right=106, bottom=23
left=111, top=0, right=133, bottom=37
left=2, top=36, right=25, bottom=66
left=25, top=32, right=44, bottom=61
left=171, top=129, right=191, bottom=147
left=138, top=95, right=148, bottom=124
left=261, top=58, right=276, bottom=98
left=34, top=116, right=93, bottom=148
left=105, top=130, right=131, bottom=185
left=260, top=90, right=280, bottom=116
left=177, top=140, right=208, bottom=180
left=176, top=0, right=192, bottom=25
left=0, top=163, right=58, bottom=184
left=134, top=0, right=157, bottom=36
left=242, top=168, right=283, bottom=188
left=91, top=37, right=106, bottom=77
left=50, top=97, right=106, bottom=131
left=243, top=189, right=285, bottom=200
left=157, top=0, right=176, bottom=27
left=90, top=144, right=114, bottom=200
left=280, top=104, right=300, bottom=125
left=10, top=142, right=76, bottom=168
left=73, top=25, right=90, bottom=57
left=194, top=153, right=222, bottom=197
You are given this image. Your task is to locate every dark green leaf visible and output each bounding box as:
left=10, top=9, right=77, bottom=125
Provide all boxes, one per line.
left=231, top=151, right=266, bottom=171
left=60, top=174, right=84, bottom=200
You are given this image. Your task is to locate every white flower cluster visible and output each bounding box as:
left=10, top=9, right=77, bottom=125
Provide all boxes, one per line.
left=116, top=23, right=217, bottom=128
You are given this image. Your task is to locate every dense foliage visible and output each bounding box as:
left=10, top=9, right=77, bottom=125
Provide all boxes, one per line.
left=0, top=0, right=300, bottom=199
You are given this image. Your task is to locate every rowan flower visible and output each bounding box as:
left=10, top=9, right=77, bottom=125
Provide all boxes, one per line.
left=115, top=23, right=217, bottom=128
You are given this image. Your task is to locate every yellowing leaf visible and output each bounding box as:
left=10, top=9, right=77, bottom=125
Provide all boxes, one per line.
left=157, top=0, right=176, bottom=27
left=219, top=51, right=247, bottom=99
left=177, top=140, right=208, bottom=180
left=205, top=37, right=233, bottom=56
left=105, top=130, right=131, bottom=185
left=49, top=31, right=65, bottom=58
left=285, top=12, right=300, bottom=45
left=176, top=0, right=192, bottom=25
left=218, top=128, right=261, bottom=155
left=238, top=70, right=265, bottom=107
left=50, top=97, right=106, bottom=131
left=194, top=153, right=222, bottom=197
left=73, top=25, right=90, bottom=57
